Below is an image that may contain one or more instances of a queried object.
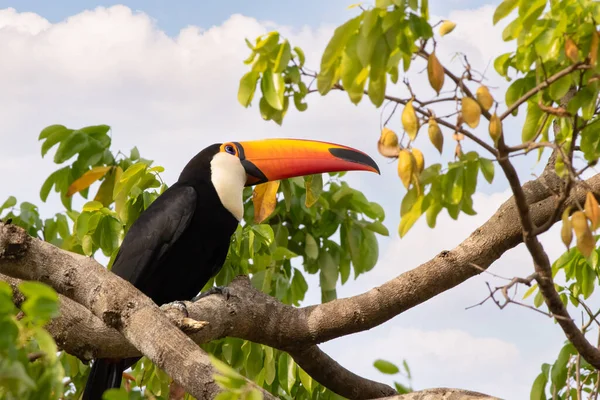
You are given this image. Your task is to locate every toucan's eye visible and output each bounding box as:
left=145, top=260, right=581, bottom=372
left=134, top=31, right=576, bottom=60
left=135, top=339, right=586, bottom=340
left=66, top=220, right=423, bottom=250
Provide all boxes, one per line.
left=224, top=145, right=236, bottom=155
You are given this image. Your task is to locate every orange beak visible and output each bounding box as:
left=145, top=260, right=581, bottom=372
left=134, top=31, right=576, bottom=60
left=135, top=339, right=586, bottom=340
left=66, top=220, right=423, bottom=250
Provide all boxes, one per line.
left=232, top=138, right=380, bottom=186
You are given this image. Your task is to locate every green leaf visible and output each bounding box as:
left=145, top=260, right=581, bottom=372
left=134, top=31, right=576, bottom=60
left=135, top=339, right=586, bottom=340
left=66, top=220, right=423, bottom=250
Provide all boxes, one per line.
left=320, top=15, right=363, bottom=73
left=581, top=262, right=595, bottom=299
left=399, top=195, right=425, bottom=237
left=298, top=366, right=314, bottom=395
left=319, top=252, right=338, bottom=292
left=0, top=281, right=15, bottom=314
left=373, top=359, right=399, bottom=374
left=294, top=46, right=305, bottom=67
left=54, top=131, right=88, bottom=163
left=41, top=126, right=73, bottom=157
left=550, top=343, right=575, bottom=390
left=305, top=174, right=323, bottom=207
left=238, top=71, right=260, bottom=108
left=530, top=364, right=549, bottom=400
left=274, top=40, right=292, bottom=73
left=358, top=229, right=378, bottom=273
left=522, top=101, right=544, bottom=142
left=365, top=220, right=389, bottom=236
left=305, top=233, right=319, bottom=260
left=367, top=36, right=390, bottom=107
left=0, top=196, right=16, bottom=214
left=92, top=215, right=122, bottom=256
left=113, top=163, right=147, bottom=198
left=549, top=74, right=572, bottom=102
left=261, top=67, right=285, bottom=111
left=493, top=0, right=518, bottom=25
left=494, top=52, right=512, bottom=77
left=18, top=281, right=59, bottom=322
left=39, top=124, right=67, bottom=140
left=479, top=158, right=495, bottom=183
left=277, top=352, right=296, bottom=394
left=264, top=346, right=276, bottom=385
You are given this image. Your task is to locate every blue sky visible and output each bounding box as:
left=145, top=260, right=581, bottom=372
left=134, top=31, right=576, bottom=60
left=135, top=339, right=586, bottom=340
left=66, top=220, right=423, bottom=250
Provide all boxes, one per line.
left=1, top=0, right=489, bottom=35
left=0, top=1, right=579, bottom=399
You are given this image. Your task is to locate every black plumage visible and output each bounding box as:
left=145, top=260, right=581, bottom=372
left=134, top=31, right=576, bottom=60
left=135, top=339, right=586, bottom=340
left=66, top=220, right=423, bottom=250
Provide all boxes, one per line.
left=83, top=144, right=238, bottom=400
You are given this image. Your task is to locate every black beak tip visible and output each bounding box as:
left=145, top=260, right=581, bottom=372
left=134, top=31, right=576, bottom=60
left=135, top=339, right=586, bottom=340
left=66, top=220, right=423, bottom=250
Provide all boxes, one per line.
left=328, top=148, right=381, bottom=174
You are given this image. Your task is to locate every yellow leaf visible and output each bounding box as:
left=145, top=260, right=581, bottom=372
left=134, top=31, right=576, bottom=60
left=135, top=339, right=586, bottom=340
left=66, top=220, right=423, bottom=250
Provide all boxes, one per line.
left=565, top=37, right=579, bottom=63
left=439, top=20, right=456, bottom=36
left=402, top=100, right=419, bottom=141
left=561, top=207, right=572, bottom=249
left=94, top=167, right=118, bottom=207
left=397, top=150, right=414, bottom=189
left=67, top=166, right=112, bottom=197
left=476, top=86, right=494, bottom=111
left=461, top=97, right=481, bottom=128
left=377, top=127, right=400, bottom=158
left=427, top=52, right=445, bottom=95
left=572, top=211, right=595, bottom=258
left=412, top=148, right=424, bottom=174
left=584, top=192, right=600, bottom=231
left=252, top=181, right=280, bottom=223
left=428, top=118, right=443, bottom=154
left=489, top=113, right=502, bottom=145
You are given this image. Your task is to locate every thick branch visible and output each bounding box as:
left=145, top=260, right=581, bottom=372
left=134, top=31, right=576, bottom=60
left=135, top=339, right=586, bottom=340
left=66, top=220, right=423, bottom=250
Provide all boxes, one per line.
left=0, top=225, right=275, bottom=400
left=2, top=174, right=598, bottom=368
left=379, top=389, right=500, bottom=400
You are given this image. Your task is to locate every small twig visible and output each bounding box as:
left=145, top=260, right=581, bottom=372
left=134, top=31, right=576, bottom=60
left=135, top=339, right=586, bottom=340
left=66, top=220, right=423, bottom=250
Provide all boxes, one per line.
left=468, top=262, right=512, bottom=281
left=500, top=63, right=590, bottom=120
left=27, top=352, right=45, bottom=362
left=577, top=353, right=582, bottom=400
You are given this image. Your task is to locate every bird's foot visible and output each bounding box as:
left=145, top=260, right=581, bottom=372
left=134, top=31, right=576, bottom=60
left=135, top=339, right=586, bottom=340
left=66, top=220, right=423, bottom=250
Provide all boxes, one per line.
left=192, top=286, right=231, bottom=302
left=170, top=301, right=189, bottom=318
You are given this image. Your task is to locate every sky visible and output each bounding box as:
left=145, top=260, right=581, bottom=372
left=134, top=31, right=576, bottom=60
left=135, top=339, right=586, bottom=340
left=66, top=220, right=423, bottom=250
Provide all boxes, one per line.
left=0, top=1, right=593, bottom=399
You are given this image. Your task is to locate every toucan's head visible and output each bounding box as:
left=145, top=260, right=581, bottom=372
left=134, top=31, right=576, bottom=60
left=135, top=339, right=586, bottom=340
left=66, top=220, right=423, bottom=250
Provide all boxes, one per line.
left=180, top=138, right=380, bottom=220
left=216, top=139, right=379, bottom=186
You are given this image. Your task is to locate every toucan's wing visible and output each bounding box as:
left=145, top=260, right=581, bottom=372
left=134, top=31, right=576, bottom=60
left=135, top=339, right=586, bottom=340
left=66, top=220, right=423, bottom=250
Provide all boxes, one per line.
left=109, top=183, right=197, bottom=286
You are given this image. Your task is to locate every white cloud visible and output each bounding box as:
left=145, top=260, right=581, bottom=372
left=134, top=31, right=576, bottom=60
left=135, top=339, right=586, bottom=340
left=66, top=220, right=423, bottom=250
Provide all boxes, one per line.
left=0, top=5, right=572, bottom=399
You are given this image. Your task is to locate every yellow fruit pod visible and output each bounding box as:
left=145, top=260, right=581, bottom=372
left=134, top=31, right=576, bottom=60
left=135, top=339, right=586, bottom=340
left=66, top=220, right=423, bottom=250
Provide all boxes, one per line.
left=584, top=192, right=600, bottom=231
left=378, top=127, right=400, bottom=158
left=561, top=207, right=573, bottom=249
left=427, top=52, right=444, bottom=95
left=476, top=86, right=494, bottom=111
left=428, top=118, right=443, bottom=154
left=397, top=149, right=414, bottom=189
left=489, top=113, right=502, bottom=145
left=565, top=37, right=579, bottom=63
left=461, top=97, right=481, bottom=129
left=412, top=148, right=425, bottom=174
left=402, top=100, right=419, bottom=141
left=572, top=210, right=595, bottom=258
left=439, top=20, right=456, bottom=36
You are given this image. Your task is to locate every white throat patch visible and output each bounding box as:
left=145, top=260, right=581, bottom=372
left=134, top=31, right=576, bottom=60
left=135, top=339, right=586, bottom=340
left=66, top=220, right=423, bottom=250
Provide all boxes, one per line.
left=210, top=152, right=246, bottom=221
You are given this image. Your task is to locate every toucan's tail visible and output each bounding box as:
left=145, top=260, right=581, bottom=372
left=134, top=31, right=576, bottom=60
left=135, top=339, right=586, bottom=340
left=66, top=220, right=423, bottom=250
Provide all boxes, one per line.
left=82, top=359, right=125, bottom=400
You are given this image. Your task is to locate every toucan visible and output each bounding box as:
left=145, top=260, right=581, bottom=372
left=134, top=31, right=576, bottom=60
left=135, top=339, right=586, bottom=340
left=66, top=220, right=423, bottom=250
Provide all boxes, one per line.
left=82, top=139, right=380, bottom=399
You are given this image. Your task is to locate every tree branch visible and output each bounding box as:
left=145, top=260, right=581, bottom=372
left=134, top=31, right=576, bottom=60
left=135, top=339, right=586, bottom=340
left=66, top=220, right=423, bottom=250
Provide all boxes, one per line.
left=0, top=225, right=276, bottom=400
left=499, top=63, right=589, bottom=120
left=3, top=172, right=599, bottom=398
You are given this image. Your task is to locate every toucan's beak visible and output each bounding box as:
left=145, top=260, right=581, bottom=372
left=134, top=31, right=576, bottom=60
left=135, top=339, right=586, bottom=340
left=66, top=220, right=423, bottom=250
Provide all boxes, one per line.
left=232, top=139, right=380, bottom=186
